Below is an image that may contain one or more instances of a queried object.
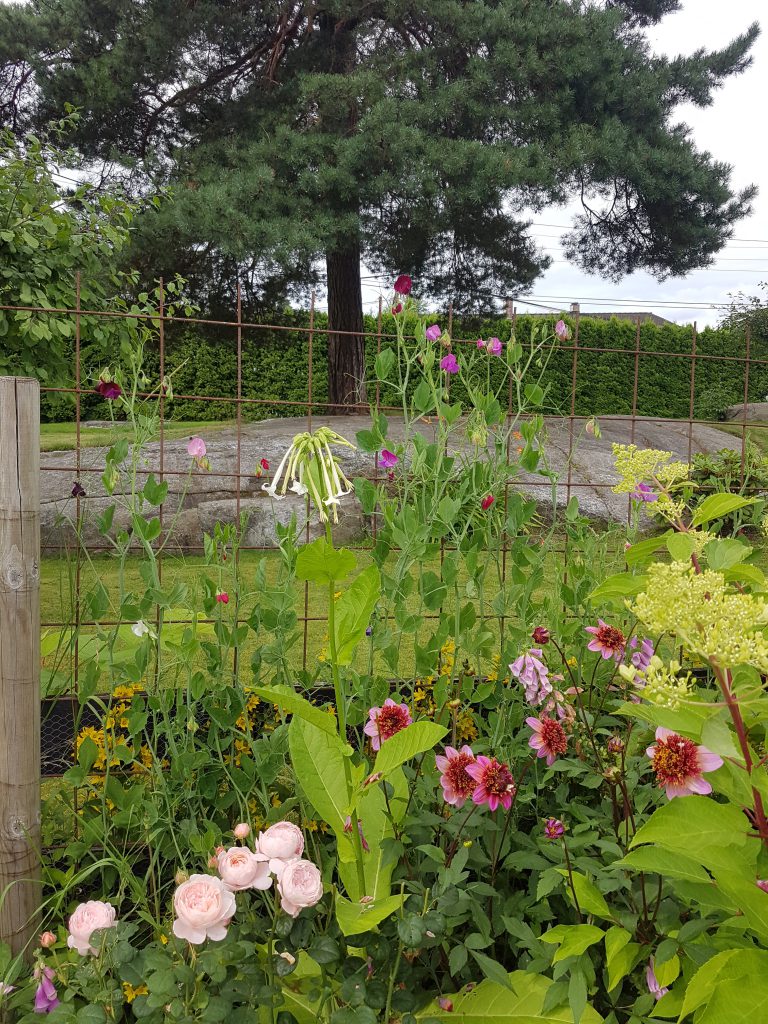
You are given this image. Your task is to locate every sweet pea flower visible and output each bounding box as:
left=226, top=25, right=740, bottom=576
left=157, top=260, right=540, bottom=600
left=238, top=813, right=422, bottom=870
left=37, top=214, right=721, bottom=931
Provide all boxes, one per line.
left=393, top=274, right=412, bottom=296
left=33, top=967, right=58, bottom=1013
left=392, top=302, right=403, bottom=314
left=378, top=449, right=398, bottom=470
left=363, top=699, right=412, bottom=751
left=95, top=377, right=122, bottom=400
left=187, top=436, right=206, bottom=459
left=215, top=591, right=229, bottom=604
left=440, top=354, right=459, bottom=374
left=481, top=494, right=495, bottom=511
left=71, top=481, right=86, bottom=498
left=275, top=858, right=324, bottom=917
left=131, top=619, right=157, bottom=640
left=67, top=901, right=117, bottom=956
left=646, top=727, right=723, bottom=799
left=509, top=648, right=552, bottom=705
left=476, top=338, right=485, bottom=349
left=486, top=337, right=502, bottom=356
left=426, top=324, right=442, bottom=341
left=631, top=482, right=658, bottom=503
left=173, top=874, right=236, bottom=944
left=554, top=319, right=571, bottom=342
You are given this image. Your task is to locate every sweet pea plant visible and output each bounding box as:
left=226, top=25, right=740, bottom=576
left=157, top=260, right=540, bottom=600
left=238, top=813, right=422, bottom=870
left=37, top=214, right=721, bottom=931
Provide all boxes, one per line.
left=3, top=279, right=768, bottom=1024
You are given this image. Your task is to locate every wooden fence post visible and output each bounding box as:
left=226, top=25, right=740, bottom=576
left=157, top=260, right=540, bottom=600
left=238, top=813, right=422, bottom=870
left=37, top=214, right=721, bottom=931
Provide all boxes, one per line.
left=0, top=377, right=41, bottom=956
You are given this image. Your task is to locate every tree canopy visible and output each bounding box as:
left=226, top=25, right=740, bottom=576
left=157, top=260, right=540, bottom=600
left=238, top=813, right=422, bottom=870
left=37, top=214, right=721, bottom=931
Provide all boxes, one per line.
left=0, top=0, right=759, bottom=405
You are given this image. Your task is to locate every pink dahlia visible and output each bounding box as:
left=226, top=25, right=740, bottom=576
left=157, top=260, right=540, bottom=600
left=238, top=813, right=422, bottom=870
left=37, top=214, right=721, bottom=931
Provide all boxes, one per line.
left=440, top=353, right=459, bottom=374
left=585, top=619, right=626, bottom=662
left=465, top=755, right=516, bottom=812
left=363, top=699, right=412, bottom=752
left=543, top=817, right=565, bottom=839
left=435, top=745, right=477, bottom=808
left=526, top=716, right=568, bottom=766
left=187, top=436, right=207, bottom=459
left=646, top=727, right=723, bottom=799
left=509, top=648, right=552, bottom=705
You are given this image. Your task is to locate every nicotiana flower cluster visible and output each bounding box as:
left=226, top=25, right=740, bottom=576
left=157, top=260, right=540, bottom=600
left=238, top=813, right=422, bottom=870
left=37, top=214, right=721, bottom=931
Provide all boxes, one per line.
left=263, top=427, right=355, bottom=523
left=631, top=561, right=768, bottom=673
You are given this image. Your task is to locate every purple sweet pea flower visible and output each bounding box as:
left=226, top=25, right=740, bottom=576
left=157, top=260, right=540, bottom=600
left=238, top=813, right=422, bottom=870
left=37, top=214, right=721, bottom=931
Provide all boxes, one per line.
left=425, top=324, right=441, bottom=341
left=378, top=449, right=398, bottom=470
left=486, top=337, right=502, bottom=356
left=95, top=378, right=121, bottom=400
left=630, top=482, right=658, bottom=503
left=440, top=354, right=459, bottom=374
left=554, top=319, right=571, bottom=342
left=71, top=481, right=86, bottom=498
left=33, top=967, right=59, bottom=1014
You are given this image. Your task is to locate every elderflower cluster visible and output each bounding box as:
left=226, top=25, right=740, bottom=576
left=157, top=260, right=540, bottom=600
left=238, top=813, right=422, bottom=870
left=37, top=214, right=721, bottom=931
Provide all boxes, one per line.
left=623, top=655, right=692, bottom=709
left=630, top=562, right=768, bottom=673
left=611, top=444, right=676, bottom=494
left=263, top=427, right=355, bottom=523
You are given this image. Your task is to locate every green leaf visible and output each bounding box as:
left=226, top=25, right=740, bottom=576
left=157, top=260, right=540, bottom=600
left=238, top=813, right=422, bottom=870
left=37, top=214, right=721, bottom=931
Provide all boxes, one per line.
left=613, top=847, right=711, bottom=884
left=541, top=924, right=604, bottom=963
left=339, top=767, right=408, bottom=901
left=373, top=721, right=448, bottom=776
left=704, top=538, right=752, bottom=572
left=604, top=927, right=641, bottom=992
left=469, top=951, right=514, bottom=991
left=288, top=718, right=352, bottom=857
left=589, top=573, right=648, bottom=605
left=77, top=736, right=99, bottom=772
left=691, top=493, right=755, bottom=527
left=630, top=796, right=749, bottom=873
left=665, top=533, right=696, bottom=563
left=416, top=970, right=603, bottom=1022
left=296, top=538, right=356, bottom=584
left=250, top=685, right=338, bottom=737
left=142, top=473, right=168, bottom=506
left=555, top=871, right=613, bottom=920
left=335, top=892, right=405, bottom=936
left=625, top=531, right=674, bottom=567
left=334, top=565, right=381, bottom=665
left=676, top=949, right=768, bottom=1023
left=420, top=571, right=448, bottom=611
left=374, top=348, right=396, bottom=380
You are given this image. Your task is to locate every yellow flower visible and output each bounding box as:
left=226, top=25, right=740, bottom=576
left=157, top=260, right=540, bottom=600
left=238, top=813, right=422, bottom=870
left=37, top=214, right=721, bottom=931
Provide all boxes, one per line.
left=122, top=982, right=148, bottom=1003
left=159, top=934, right=168, bottom=945
left=566, top=657, right=577, bottom=668
left=456, top=710, right=478, bottom=742
left=271, top=794, right=282, bottom=808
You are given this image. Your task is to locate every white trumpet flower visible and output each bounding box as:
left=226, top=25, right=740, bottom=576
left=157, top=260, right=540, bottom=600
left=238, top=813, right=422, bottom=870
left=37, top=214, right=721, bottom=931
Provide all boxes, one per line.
left=262, top=427, right=355, bottom=523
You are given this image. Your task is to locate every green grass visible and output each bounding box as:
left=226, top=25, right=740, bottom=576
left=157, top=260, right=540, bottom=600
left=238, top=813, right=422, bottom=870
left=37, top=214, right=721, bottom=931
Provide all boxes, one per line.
left=40, top=420, right=237, bottom=452
left=715, top=422, right=768, bottom=456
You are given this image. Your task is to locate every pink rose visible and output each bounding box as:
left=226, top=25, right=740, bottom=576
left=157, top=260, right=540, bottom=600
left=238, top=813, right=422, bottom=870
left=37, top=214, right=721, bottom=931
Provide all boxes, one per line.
left=187, top=436, right=206, bottom=459
left=67, top=901, right=117, bottom=956
left=258, top=822, right=304, bottom=872
left=216, top=847, right=272, bottom=892
left=172, top=874, right=236, bottom=945
left=233, top=822, right=250, bottom=840
left=276, top=859, right=324, bottom=917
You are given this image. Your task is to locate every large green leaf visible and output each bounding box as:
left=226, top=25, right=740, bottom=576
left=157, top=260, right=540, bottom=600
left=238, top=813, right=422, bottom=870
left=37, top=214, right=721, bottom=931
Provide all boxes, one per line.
left=691, top=493, right=755, bottom=527
left=555, top=871, right=613, bottom=920
left=339, top=767, right=408, bottom=902
left=613, top=848, right=711, bottom=884
left=624, top=531, right=674, bottom=567
left=541, top=925, right=605, bottom=963
left=250, top=684, right=338, bottom=737
left=296, top=537, right=356, bottom=584
left=334, top=564, right=381, bottom=665
left=277, top=953, right=322, bottom=1024
left=604, top=927, right=642, bottom=992
left=589, top=573, right=648, bottom=605
left=334, top=892, right=405, bottom=936
left=416, top=970, right=603, bottom=1022
left=629, top=797, right=750, bottom=873
left=373, top=721, right=448, bottom=776
left=676, top=949, right=768, bottom=1023
left=288, top=717, right=353, bottom=859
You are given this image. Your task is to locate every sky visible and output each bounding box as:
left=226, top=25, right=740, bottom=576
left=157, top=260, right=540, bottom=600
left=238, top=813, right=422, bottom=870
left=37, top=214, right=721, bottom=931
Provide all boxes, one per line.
left=362, top=0, right=768, bottom=327
left=3, top=0, right=765, bottom=326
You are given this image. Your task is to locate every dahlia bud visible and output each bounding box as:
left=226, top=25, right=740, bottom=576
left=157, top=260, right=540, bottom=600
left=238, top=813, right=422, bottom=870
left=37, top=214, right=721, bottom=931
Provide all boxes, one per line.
left=607, top=735, right=625, bottom=755
left=532, top=626, right=550, bottom=645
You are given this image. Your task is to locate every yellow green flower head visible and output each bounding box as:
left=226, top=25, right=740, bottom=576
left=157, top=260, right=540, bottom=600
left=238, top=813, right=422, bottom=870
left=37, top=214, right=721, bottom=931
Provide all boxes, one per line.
left=611, top=444, right=675, bottom=494
left=630, top=562, right=768, bottom=673
left=640, top=656, right=693, bottom=709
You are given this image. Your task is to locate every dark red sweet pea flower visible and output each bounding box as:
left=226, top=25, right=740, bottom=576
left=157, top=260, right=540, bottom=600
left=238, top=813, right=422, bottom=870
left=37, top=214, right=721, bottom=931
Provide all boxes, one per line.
left=71, top=481, right=86, bottom=498
left=481, top=494, right=495, bottom=511
left=393, top=274, right=412, bottom=296
left=95, top=378, right=122, bottom=400
left=260, top=458, right=270, bottom=471
left=392, top=302, right=403, bottom=315
left=532, top=626, right=550, bottom=645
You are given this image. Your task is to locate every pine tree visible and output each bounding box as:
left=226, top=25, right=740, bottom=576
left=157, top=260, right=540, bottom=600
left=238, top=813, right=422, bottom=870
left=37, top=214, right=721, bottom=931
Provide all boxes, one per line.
left=0, top=1, right=758, bottom=407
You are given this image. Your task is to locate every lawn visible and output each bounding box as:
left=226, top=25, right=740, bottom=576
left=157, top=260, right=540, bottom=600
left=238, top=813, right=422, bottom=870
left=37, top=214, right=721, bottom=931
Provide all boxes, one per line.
left=40, top=419, right=237, bottom=451
left=715, top=421, right=768, bottom=455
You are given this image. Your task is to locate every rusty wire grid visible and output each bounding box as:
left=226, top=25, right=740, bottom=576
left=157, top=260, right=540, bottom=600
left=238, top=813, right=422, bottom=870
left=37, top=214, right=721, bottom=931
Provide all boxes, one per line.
left=12, top=278, right=766, bottom=788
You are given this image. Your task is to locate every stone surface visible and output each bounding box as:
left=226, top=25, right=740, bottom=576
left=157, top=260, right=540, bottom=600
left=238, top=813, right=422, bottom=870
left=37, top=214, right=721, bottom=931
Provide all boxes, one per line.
left=724, top=402, right=768, bottom=422
left=40, top=414, right=739, bottom=551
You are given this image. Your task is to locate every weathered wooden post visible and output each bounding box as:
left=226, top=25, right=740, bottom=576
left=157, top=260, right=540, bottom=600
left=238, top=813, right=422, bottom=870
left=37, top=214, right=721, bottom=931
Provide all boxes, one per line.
left=0, top=377, right=41, bottom=956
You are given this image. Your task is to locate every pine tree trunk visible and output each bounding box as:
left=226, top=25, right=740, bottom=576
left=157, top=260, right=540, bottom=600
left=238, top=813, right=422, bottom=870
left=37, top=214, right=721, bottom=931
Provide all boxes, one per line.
left=326, top=242, right=366, bottom=411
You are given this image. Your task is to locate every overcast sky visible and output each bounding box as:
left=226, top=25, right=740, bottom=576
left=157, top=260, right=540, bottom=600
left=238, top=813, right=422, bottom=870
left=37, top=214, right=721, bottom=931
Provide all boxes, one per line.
left=3, top=0, right=764, bottom=326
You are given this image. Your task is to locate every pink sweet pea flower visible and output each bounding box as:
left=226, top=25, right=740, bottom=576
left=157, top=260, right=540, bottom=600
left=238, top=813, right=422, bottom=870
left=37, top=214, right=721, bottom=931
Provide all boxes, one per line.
left=486, top=337, right=502, bottom=356
left=631, top=482, right=658, bottom=503
left=394, top=274, right=412, bottom=296
left=426, top=324, right=442, bottom=341
left=363, top=699, right=412, bottom=751
left=215, top=591, right=229, bottom=604
left=481, top=494, right=495, bottom=511
left=187, top=436, right=207, bottom=459
left=646, top=727, right=723, bottom=799
left=476, top=338, right=485, bottom=349
left=646, top=959, right=669, bottom=1001
left=465, top=756, right=516, bottom=812
left=378, top=449, right=398, bottom=470
left=392, top=302, right=403, bottom=314
left=757, top=879, right=768, bottom=893
left=435, top=746, right=477, bottom=807
left=440, top=354, right=459, bottom=374
left=554, top=319, right=571, bottom=342
left=509, top=648, right=552, bottom=705
left=585, top=619, right=626, bottom=662
left=526, top=716, right=568, bottom=766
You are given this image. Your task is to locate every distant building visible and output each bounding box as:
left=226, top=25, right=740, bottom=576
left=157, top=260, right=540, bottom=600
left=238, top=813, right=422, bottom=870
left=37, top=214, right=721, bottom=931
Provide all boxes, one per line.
left=506, top=300, right=673, bottom=327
